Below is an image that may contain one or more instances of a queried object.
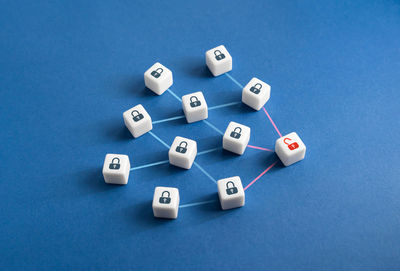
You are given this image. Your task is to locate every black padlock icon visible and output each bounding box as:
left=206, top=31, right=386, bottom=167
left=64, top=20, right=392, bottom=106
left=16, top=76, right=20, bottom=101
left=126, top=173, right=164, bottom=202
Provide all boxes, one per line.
left=226, top=181, right=238, bottom=195
left=151, top=68, right=163, bottom=78
left=131, top=110, right=144, bottom=122
left=230, top=127, right=242, bottom=139
left=176, top=141, right=188, bottom=154
left=214, top=50, right=225, bottom=61
left=190, top=96, right=201, bottom=108
left=109, top=157, right=120, bottom=170
left=250, top=83, right=262, bottom=94
left=159, top=191, right=171, bottom=204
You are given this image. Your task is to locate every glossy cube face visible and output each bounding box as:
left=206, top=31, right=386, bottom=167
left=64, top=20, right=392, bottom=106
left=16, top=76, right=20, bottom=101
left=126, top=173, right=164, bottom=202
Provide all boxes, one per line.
left=242, top=77, right=271, bottom=111
left=144, top=62, right=173, bottom=95
left=223, top=121, right=251, bottom=155
left=102, top=154, right=130, bottom=185
left=205, top=45, right=232, bottom=76
left=182, top=91, right=208, bottom=123
left=168, top=136, right=197, bottom=169
left=123, top=104, right=152, bottom=138
left=152, top=186, right=180, bottom=219
left=275, top=132, right=306, bottom=166
left=217, top=176, right=245, bottom=210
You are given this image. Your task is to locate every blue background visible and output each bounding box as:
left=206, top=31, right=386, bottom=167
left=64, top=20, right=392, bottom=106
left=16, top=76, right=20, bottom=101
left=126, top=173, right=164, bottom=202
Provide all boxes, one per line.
left=1, top=0, right=400, bottom=270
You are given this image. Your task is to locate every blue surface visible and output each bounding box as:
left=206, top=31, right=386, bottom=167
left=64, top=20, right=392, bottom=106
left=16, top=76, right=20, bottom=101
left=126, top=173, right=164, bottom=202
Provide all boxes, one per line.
left=1, top=1, right=400, bottom=270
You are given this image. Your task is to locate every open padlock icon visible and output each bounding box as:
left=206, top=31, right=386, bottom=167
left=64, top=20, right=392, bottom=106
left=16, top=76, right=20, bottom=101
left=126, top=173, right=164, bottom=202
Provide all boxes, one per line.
left=159, top=191, right=171, bottom=204
left=226, top=181, right=238, bottom=195
left=284, top=138, right=299, bottom=150
left=190, top=96, right=201, bottom=108
left=175, top=141, right=188, bottom=154
left=230, top=127, right=242, bottom=139
left=214, top=50, right=225, bottom=61
left=250, top=83, right=262, bottom=94
left=151, top=67, right=163, bottom=78
left=109, top=157, right=120, bottom=170
left=131, top=110, right=144, bottom=122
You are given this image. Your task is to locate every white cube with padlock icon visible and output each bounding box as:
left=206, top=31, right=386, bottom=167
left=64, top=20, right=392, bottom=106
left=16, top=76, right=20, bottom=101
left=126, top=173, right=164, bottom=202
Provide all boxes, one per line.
left=275, top=132, right=306, bottom=166
left=123, top=104, right=152, bottom=138
left=152, top=186, right=180, bottom=219
left=144, top=62, right=173, bottom=95
left=168, top=136, right=197, bottom=169
left=102, top=153, right=131, bottom=185
left=205, top=45, right=232, bottom=76
left=242, top=77, right=271, bottom=111
left=223, top=121, right=251, bottom=155
left=217, top=176, right=245, bottom=210
left=182, top=91, right=208, bottom=123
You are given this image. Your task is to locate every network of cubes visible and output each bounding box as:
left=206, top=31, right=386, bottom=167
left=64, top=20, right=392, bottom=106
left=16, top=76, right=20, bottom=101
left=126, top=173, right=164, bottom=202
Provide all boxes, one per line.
left=101, top=45, right=307, bottom=219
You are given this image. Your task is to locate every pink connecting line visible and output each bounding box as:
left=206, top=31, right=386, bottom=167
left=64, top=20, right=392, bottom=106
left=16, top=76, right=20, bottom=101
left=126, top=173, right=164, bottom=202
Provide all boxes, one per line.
left=262, top=107, right=282, bottom=138
left=243, top=161, right=278, bottom=191
left=247, top=145, right=274, bottom=152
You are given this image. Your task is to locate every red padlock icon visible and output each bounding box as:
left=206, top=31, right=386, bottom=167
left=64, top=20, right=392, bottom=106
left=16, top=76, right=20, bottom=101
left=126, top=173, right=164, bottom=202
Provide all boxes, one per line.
left=283, top=138, right=299, bottom=150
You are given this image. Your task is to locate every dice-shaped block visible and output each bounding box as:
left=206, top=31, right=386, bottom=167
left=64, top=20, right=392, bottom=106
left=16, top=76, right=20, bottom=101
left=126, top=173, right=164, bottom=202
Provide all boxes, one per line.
left=123, top=104, right=152, bottom=138
left=275, top=132, right=306, bottom=166
left=144, top=62, right=173, bottom=95
left=242, top=77, right=271, bottom=111
left=223, top=121, right=250, bottom=155
left=102, top=154, right=130, bottom=185
left=182, top=91, right=208, bottom=123
left=217, top=176, right=245, bottom=210
left=152, top=186, right=180, bottom=219
left=205, top=45, right=232, bottom=76
left=169, top=136, right=197, bottom=169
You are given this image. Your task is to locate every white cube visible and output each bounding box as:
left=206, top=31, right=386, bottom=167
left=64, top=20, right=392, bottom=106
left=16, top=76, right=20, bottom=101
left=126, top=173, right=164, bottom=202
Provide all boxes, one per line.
left=205, top=45, right=232, bottom=76
left=275, top=132, right=306, bottom=166
left=144, top=62, right=173, bottom=95
left=223, top=121, right=251, bottom=155
left=182, top=91, right=208, bottom=123
left=168, top=136, right=197, bottom=169
left=242, top=77, right=271, bottom=111
left=123, top=104, right=152, bottom=138
left=217, top=176, right=245, bottom=210
left=102, top=153, right=130, bottom=185
left=152, top=186, right=180, bottom=219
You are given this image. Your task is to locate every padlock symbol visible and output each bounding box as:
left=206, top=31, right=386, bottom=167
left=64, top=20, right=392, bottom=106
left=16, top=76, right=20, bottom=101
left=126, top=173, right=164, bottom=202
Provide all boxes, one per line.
left=159, top=191, right=171, bottom=204
left=175, top=141, right=188, bottom=154
left=226, top=181, right=238, bottom=195
left=131, top=110, right=144, bottom=122
left=283, top=138, right=299, bottom=150
left=109, top=157, right=120, bottom=170
left=151, top=68, right=163, bottom=78
left=250, top=83, right=262, bottom=95
left=190, top=96, right=201, bottom=108
left=214, top=50, right=225, bottom=61
left=230, top=127, right=242, bottom=139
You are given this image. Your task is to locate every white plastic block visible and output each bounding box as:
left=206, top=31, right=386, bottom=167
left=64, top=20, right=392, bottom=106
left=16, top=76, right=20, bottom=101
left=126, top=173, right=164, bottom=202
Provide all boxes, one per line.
left=182, top=91, right=208, bottom=123
left=275, top=132, right=306, bottom=166
left=217, top=176, right=245, bottom=210
left=102, top=153, right=130, bottom=185
left=223, top=121, right=251, bottom=155
left=123, top=104, right=152, bottom=138
left=144, top=62, right=173, bottom=95
left=205, top=45, right=232, bottom=76
left=242, top=77, right=271, bottom=111
left=152, top=186, right=180, bottom=219
left=169, top=136, right=197, bottom=169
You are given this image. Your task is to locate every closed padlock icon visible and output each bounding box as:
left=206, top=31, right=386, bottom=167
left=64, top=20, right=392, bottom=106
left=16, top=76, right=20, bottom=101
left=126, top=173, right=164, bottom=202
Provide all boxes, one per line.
left=190, top=96, right=201, bottom=108
left=175, top=141, right=188, bottom=154
left=250, top=83, right=262, bottom=95
left=284, top=138, right=299, bottom=150
left=226, top=181, right=238, bottom=195
left=214, top=50, right=225, bottom=61
left=230, top=127, right=242, bottom=139
left=131, top=110, right=144, bottom=122
left=109, top=157, right=120, bottom=170
left=151, top=68, right=163, bottom=78
left=159, top=191, right=171, bottom=204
